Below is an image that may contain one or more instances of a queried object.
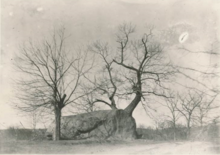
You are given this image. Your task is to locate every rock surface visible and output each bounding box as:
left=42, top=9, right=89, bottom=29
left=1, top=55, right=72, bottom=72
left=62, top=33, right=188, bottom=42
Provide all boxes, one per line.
left=46, top=109, right=137, bottom=140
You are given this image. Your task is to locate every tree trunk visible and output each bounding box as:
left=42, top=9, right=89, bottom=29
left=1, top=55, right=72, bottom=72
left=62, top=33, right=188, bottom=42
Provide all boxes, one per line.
left=187, top=120, right=191, bottom=140
left=111, top=105, right=117, bottom=110
left=124, top=92, right=141, bottom=116
left=200, top=117, right=203, bottom=127
left=53, top=107, right=61, bottom=141
left=110, top=101, right=117, bottom=110
left=110, top=98, right=117, bottom=110
left=173, top=122, right=176, bottom=141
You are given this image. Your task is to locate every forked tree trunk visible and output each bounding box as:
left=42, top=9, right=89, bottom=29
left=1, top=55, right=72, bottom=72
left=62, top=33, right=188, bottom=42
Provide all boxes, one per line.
left=124, top=92, right=142, bottom=116
left=110, top=98, right=117, bottom=110
left=53, top=107, right=61, bottom=141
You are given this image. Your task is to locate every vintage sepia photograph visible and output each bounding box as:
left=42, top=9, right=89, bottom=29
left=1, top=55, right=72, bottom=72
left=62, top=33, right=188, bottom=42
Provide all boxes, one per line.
left=1, top=0, right=220, bottom=154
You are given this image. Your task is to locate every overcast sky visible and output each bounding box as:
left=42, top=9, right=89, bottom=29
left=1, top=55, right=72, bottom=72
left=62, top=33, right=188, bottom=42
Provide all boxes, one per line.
left=1, top=0, right=220, bottom=129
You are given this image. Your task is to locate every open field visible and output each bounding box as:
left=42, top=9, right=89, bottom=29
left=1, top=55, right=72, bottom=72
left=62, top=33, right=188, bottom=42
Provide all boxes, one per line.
left=0, top=139, right=219, bottom=154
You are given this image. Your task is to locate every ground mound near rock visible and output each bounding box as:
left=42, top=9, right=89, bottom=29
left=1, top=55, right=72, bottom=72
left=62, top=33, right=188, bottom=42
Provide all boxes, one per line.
left=46, top=109, right=137, bottom=140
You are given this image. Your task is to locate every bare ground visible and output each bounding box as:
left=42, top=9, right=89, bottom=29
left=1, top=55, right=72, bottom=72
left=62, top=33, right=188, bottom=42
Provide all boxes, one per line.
left=0, top=139, right=219, bottom=154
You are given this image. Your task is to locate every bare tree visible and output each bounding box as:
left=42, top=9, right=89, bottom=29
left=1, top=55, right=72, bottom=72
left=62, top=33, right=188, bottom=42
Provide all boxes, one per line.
left=112, top=23, right=176, bottom=115
left=194, top=94, right=218, bottom=127
left=160, top=92, right=182, bottom=141
left=175, top=90, right=204, bottom=139
left=85, top=23, right=177, bottom=116
left=14, top=28, right=93, bottom=140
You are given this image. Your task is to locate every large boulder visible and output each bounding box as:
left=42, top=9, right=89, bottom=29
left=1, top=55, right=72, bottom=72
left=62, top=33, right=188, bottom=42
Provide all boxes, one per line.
left=46, top=109, right=137, bottom=140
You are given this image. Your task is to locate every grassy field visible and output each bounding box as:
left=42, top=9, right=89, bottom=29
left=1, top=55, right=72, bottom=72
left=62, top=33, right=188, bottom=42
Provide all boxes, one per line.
left=0, top=139, right=219, bottom=154
left=0, top=126, right=219, bottom=154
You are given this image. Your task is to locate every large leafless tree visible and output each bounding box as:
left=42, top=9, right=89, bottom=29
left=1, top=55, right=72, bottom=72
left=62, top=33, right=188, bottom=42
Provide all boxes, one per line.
left=92, top=24, right=176, bottom=115
left=88, top=23, right=219, bottom=119
left=14, top=28, right=93, bottom=140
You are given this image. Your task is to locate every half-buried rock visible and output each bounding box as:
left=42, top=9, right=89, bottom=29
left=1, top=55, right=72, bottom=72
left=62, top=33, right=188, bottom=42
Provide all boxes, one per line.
left=46, top=109, right=137, bottom=140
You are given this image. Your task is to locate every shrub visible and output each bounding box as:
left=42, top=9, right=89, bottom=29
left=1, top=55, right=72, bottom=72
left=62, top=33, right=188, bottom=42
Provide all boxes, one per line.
left=4, top=127, right=32, bottom=140
left=190, top=123, right=219, bottom=141
left=137, top=126, right=188, bottom=141
left=137, top=123, right=219, bottom=141
left=2, top=127, right=47, bottom=141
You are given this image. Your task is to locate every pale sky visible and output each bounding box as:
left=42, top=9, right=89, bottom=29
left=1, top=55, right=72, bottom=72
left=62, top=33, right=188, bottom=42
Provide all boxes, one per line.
left=1, top=0, right=220, bottom=129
